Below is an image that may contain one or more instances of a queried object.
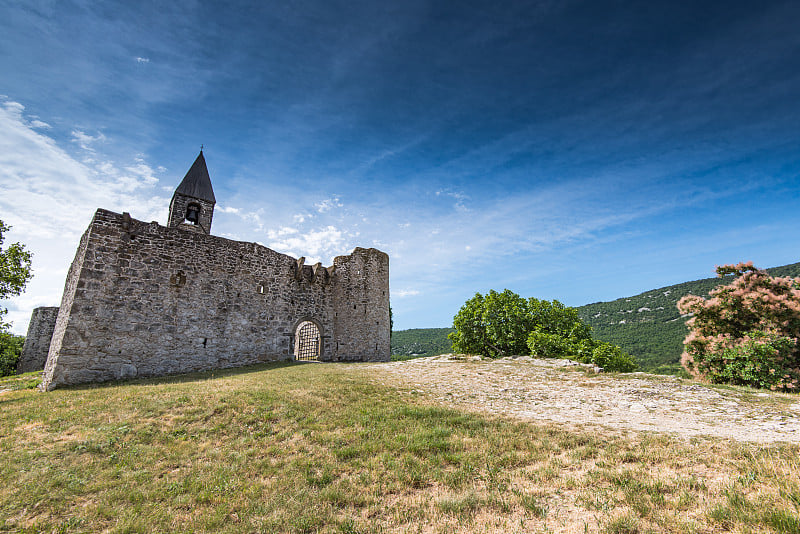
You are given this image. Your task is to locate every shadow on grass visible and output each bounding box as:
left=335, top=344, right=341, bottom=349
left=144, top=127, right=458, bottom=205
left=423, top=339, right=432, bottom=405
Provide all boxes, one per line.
left=4, top=357, right=389, bottom=398
left=63, top=360, right=305, bottom=391
left=3, top=364, right=308, bottom=402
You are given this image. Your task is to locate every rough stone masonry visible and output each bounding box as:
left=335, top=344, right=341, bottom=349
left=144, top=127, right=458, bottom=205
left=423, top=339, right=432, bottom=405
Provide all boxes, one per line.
left=38, top=151, right=390, bottom=390
left=18, top=307, right=59, bottom=374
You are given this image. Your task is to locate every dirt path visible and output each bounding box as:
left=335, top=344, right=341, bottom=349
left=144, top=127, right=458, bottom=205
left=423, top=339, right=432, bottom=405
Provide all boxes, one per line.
left=359, top=355, right=800, bottom=443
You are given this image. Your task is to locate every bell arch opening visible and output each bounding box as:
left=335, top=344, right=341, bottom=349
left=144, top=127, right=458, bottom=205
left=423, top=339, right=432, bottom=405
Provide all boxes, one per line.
left=294, top=320, right=321, bottom=361
left=185, top=202, right=201, bottom=225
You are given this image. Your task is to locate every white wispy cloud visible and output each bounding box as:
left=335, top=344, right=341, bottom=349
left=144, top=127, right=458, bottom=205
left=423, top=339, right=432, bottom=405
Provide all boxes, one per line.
left=71, top=129, right=107, bottom=152
left=435, top=189, right=469, bottom=212
left=216, top=206, right=240, bottom=214
left=393, top=289, right=420, bottom=298
left=268, top=225, right=349, bottom=265
left=0, top=99, right=166, bottom=332
left=136, top=57, right=150, bottom=63
left=314, top=196, right=343, bottom=213
left=216, top=206, right=265, bottom=233
left=266, top=226, right=299, bottom=238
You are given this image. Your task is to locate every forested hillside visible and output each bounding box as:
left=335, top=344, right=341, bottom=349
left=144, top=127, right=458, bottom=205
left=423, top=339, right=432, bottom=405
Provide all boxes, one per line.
left=390, top=328, right=454, bottom=360
left=392, top=262, right=800, bottom=374
left=576, top=262, right=800, bottom=374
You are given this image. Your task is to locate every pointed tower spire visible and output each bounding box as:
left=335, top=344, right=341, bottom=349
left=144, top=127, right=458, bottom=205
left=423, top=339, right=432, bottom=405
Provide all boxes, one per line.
left=168, top=151, right=216, bottom=234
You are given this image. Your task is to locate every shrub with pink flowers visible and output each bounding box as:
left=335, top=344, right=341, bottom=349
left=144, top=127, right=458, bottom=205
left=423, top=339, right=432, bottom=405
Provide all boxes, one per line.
left=677, top=262, right=800, bottom=391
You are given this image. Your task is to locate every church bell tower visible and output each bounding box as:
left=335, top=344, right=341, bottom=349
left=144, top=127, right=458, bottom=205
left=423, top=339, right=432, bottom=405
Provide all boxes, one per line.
left=168, top=151, right=216, bottom=234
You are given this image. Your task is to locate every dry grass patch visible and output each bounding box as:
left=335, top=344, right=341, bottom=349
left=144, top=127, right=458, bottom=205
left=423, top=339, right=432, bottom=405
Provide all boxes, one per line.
left=0, top=362, right=798, bottom=533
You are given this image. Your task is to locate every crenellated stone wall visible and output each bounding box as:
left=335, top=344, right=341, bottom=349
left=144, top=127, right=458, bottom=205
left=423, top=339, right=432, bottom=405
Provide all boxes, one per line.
left=17, top=307, right=60, bottom=373
left=40, top=209, right=389, bottom=390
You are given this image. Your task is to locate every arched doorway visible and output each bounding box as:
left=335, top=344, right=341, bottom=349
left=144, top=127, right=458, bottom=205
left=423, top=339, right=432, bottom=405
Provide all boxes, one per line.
left=294, top=320, right=321, bottom=361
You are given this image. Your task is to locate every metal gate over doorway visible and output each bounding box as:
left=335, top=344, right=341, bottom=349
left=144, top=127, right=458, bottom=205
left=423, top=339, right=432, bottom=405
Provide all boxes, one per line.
left=294, top=321, right=320, bottom=361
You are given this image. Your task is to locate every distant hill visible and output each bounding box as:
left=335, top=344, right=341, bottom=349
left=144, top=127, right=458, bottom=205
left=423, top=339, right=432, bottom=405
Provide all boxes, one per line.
left=576, top=262, right=800, bottom=375
left=391, top=328, right=454, bottom=360
left=392, top=262, right=800, bottom=373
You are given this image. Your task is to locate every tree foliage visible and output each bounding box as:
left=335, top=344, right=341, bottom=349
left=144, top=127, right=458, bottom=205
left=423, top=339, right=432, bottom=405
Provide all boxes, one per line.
left=0, top=220, right=32, bottom=376
left=678, top=262, right=800, bottom=391
left=0, top=219, right=33, bottom=328
left=449, top=289, right=636, bottom=371
left=527, top=298, right=594, bottom=359
left=449, top=290, right=531, bottom=358
left=0, top=332, right=24, bottom=377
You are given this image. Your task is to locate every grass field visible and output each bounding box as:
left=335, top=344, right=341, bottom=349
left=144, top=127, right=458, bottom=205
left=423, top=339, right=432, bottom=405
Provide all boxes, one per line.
left=1, top=363, right=799, bottom=533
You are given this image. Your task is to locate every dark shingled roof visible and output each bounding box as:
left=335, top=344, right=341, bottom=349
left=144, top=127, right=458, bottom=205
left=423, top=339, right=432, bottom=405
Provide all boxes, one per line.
left=174, top=151, right=216, bottom=203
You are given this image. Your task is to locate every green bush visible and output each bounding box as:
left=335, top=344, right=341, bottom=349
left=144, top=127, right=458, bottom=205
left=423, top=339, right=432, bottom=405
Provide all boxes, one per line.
left=705, top=332, right=799, bottom=390
left=588, top=342, right=638, bottom=372
left=527, top=331, right=573, bottom=359
left=528, top=334, right=636, bottom=372
left=527, top=332, right=595, bottom=361
left=0, top=332, right=23, bottom=377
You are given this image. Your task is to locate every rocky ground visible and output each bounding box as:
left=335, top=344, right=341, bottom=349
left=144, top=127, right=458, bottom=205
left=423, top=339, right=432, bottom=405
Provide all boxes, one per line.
left=360, top=355, right=800, bottom=443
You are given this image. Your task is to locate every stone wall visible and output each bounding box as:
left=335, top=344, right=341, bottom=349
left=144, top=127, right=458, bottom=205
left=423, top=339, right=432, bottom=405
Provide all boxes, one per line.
left=332, top=248, right=391, bottom=361
left=41, top=209, right=389, bottom=390
left=43, top=227, right=92, bottom=386
left=17, top=307, right=60, bottom=373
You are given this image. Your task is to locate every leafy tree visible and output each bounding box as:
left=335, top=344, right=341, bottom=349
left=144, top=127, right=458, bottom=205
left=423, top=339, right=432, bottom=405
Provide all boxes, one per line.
left=529, top=298, right=592, bottom=341
left=678, top=262, right=800, bottom=391
left=526, top=331, right=575, bottom=359
left=449, top=290, right=531, bottom=357
left=449, top=292, right=487, bottom=356
left=449, top=289, right=637, bottom=371
left=0, top=220, right=32, bottom=376
left=0, top=219, right=33, bottom=327
left=0, top=332, right=24, bottom=376
left=527, top=298, right=595, bottom=360
left=481, top=290, right=533, bottom=357
left=525, top=306, right=637, bottom=372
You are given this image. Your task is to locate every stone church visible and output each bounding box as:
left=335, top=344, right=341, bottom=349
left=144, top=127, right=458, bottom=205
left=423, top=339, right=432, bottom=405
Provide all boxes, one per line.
left=21, top=152, right=390, bottom=390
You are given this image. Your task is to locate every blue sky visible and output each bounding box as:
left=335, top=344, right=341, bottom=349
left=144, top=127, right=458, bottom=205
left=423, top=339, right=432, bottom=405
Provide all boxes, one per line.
left=1, top=0, right=799, bottom=334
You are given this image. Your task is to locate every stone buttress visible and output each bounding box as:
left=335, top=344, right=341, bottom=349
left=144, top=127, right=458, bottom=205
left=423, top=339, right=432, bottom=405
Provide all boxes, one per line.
left=17, top=307, right=59, bottom=373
